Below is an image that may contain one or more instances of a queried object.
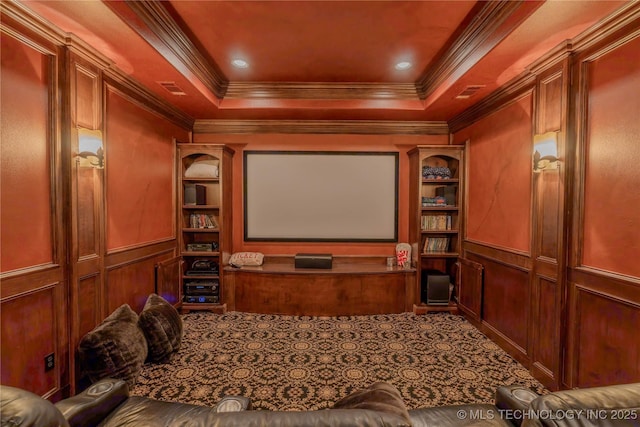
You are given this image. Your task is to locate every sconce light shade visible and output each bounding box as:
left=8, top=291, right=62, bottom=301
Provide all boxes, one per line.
left=533, top=132, right=559, bottom=172
left=77, top=128, right=104, bottom=168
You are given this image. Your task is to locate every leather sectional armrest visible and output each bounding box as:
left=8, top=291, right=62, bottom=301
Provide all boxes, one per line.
left=54, top=378, right=129, bottom=427
left=495, top=386, right=539, bottom=427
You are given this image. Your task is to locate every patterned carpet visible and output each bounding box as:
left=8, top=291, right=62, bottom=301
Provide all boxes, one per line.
left=132, top=311, right=546, bottom=411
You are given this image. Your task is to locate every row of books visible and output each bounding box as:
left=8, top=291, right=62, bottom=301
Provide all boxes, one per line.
left=421, top=196, right=447, bottom=207
left=421, top=215, right=452, bottom=231
left=423, top=237, right=450, bottom=253
left=189, top=213, right=218, bottom=229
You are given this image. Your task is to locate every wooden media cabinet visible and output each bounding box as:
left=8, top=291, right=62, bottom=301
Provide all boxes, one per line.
left=223, top=256, right=417, bottom=316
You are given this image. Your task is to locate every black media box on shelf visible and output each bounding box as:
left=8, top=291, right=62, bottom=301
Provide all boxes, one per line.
left=184, top=183, right=207, bottom=205
left=184, top=281, right=219, bottom=295
left=294, top=253, right=333, bottom=269
left=186, top=243, right=214, bottom=252
left=184, top=295, right=219, bottom=304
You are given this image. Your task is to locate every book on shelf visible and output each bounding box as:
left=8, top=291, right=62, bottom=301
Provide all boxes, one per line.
left=423, top=237, right=450, bottom=253
left=421, top=215, right=452, bottom=231
left=421, top=196, right=447, bottom=207
left=189, top=213, right=218, bottom=229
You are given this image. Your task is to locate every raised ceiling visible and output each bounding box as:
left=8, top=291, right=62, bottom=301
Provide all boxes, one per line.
left=19, top=0, right=629, bottom=123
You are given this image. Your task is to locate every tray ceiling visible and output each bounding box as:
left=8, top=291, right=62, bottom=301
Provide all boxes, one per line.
left=18, top=0, right=629, bottom=122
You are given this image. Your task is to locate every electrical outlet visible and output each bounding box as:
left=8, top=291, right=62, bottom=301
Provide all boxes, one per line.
left=44, top=353, right=54, bottom=372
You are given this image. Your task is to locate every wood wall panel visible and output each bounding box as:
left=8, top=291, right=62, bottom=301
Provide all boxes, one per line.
left=457, top=95, right=533, bottom=253
left=470, top=254, right=530, bottom=352
left=571, top=286, right=640, bottom=387
left=0, top=14, right=69, bottom=398
left=1, top=286, right=58, bottom=395
left=0, top=32, right=53, bottom=272
left=458, top=258, right=483, bottom=321
left=76, top=167, right=99, bottom=258
left=155, top=256, right=182, bottom=306
left=565, top=25, right=640, bottom=389
left=452, top=83, right=538, bottom=374
left=539, top=74, right=563, bottom=134
left=74, top=64, right=99, bottom=129
left=105, top=86, right=185, bottom=251
left=531, top=277, right=558, bottom=376
left=537, top=171, right=560, bottom=260
left=528, top=59, right=568, bottom=389
left=105, top=246, right=175, bottom=313
left=581, top=35, right=640, bottom=279
left=78, top=275, right=100, bottom=338
left=2, top=6, right=190, bottom=397
left=68, top=53, right=104, bottom=393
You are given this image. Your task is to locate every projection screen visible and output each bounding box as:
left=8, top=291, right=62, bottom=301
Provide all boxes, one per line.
left=244, top=151, right=398, bottom=242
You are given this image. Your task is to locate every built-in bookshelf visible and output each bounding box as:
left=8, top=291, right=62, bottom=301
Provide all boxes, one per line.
left=177, top=144, right=233, bottom=313
left=408, top=145, right=465, bottom=314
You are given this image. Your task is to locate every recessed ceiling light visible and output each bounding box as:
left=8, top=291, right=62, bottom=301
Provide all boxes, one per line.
left=231, top=59, right=249, bottom=68
left=395, top=61, right=412, bottom=70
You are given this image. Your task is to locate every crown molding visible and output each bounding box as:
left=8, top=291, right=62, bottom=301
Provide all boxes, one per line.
left=194, top=120, right=449, bottom=135
left=448, top=73, right=536, bottom=134
left=2, top=1, right=193, bottom=130
left=65, top=34, right=113, bottom=70
left=121, top=0, right=228, bottom=99
left=415, top=0, right=525, bottom=100
left=526, top=41, right=572, bottom=76
left=1, top=0, right=66, bottom=46
left=448, top=1, right=640, bottom=134
left=225, top=82, right=420, bottom=101
left=114, top=0, right=530, bottom=106
left=104, top=67, right=195, bottom=131
left=571, top=1, right=640, bottom=55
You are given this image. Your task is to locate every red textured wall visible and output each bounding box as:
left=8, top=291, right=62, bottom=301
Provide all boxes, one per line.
left=194, top=133, right=447, bottom=255
left=105, top=90, right=188, bottom=250
left=0, top=34, right=52, bottom=272
left=453, top=95, right=533, bottom=253
left=582, top=36, right=640, bottom=278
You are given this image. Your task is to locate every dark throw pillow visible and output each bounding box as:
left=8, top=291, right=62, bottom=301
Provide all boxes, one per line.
left=138, top=293, right=183, bottom=363
left=332, top=382, right=411, bottom=425
left=78, top=304, right=147, bottom=388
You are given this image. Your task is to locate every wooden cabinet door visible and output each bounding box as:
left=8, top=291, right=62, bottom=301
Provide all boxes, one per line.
left=156, top=257, right=182, bottom=307
left=458, top=258, right=483, bottom=321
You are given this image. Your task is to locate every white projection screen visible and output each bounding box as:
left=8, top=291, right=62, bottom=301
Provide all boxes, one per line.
left=244, top=151, right=398, bottom=242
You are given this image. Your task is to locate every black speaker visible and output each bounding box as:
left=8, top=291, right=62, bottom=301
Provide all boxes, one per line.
left=294, top=253, right=333, bottom=269
left=184, top=184, right=206, bottom=205
left=421, top=269, right=450, bottom=305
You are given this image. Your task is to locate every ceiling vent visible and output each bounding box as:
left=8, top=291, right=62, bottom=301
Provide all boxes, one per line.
left=455, top=85, right=485, bottom=99
left=158, top=81, right=187, bottom=96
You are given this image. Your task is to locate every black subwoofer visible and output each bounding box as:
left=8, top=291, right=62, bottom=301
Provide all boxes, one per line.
left=421, top=270, right=450, bottom=305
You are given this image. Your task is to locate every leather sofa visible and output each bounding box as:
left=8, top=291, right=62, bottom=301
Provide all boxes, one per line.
left=1, top=378, right=639, bottom=427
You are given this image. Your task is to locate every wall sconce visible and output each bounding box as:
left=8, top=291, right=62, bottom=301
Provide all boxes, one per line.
left=77, top=128, right=104, bottom=168
left=533, top=132, right=559, bottom=172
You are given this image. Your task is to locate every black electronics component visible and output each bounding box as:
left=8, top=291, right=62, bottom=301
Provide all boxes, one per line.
left=294, top=253, right=333, bottom=269
left=185, top=259, right=219, bottom=275
left=184, top=281, right=219, bottom=295
left=184, top=184, right=206, bottom=205
left=184, top=295, right=219, bottom=304
left=421, top=269, right=451, bottom=305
